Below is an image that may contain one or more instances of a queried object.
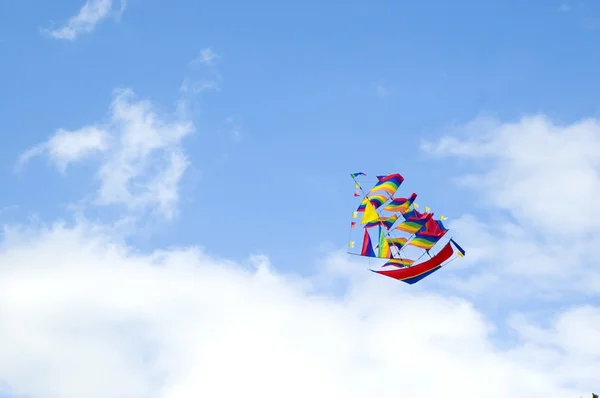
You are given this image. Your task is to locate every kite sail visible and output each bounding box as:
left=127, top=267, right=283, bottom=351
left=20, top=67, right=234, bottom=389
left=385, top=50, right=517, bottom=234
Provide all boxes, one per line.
left=347, top=172, right=466, bottom=284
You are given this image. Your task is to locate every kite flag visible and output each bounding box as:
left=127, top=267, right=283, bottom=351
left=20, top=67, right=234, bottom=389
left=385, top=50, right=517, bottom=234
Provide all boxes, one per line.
left=346, top=171, right=466, bottom=285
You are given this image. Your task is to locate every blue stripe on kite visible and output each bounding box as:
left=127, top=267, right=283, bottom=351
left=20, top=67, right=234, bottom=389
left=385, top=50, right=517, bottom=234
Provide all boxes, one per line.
left=399, top=265, right=443, bottom=284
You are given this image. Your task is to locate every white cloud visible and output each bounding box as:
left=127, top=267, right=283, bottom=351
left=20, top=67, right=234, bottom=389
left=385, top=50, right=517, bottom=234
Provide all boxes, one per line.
left=421, top=115, right=600, bottom=296
left=16, top=126, right=109, bottom=173
left=423, top=115, right=600, bottom=235
left=18, top=88, right=194, bottom=220
left=0, top=221, right=596, bottom=398
left=43, top=0, right=124, bottom=40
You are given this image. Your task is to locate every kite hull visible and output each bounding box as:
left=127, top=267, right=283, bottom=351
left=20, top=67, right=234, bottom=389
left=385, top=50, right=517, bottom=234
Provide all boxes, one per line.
left=371, top=241, right=455, bottom=284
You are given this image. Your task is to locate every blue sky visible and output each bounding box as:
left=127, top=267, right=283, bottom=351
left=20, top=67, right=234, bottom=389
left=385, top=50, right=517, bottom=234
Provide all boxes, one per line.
left=0, top=1, right=599, bottom=397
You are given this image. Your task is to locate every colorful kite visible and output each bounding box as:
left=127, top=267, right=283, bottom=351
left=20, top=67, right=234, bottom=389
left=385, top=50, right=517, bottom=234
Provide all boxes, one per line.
left=347, top=172, right=466, bottom=284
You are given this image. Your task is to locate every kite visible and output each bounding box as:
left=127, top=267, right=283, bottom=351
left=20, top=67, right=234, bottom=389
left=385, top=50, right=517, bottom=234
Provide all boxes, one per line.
left=347, top=172, right=466, bottom=284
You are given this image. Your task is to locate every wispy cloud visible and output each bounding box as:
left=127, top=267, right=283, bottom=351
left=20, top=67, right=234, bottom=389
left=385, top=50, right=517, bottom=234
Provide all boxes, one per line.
left=17, top=88, right=194, bottom=220
left=180, top=48, right=222, bottom=95
left=16, top=126, right=109, bottom=173
left=42, top=0, right=125, bottom=40
left=194, top=48, right=218, bottom=66
left=423, top=115, right=600, bottom=235
left=179, top=78, right=221, bottom=95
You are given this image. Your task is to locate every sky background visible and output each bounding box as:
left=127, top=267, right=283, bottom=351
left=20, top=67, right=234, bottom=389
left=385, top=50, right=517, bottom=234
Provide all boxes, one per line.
left=0, top=0, right=599, bottom=397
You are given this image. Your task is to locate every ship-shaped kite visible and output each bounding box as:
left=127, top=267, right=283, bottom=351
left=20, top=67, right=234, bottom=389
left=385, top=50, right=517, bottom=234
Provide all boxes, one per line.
left=348, top=172, right=466, bottom=284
